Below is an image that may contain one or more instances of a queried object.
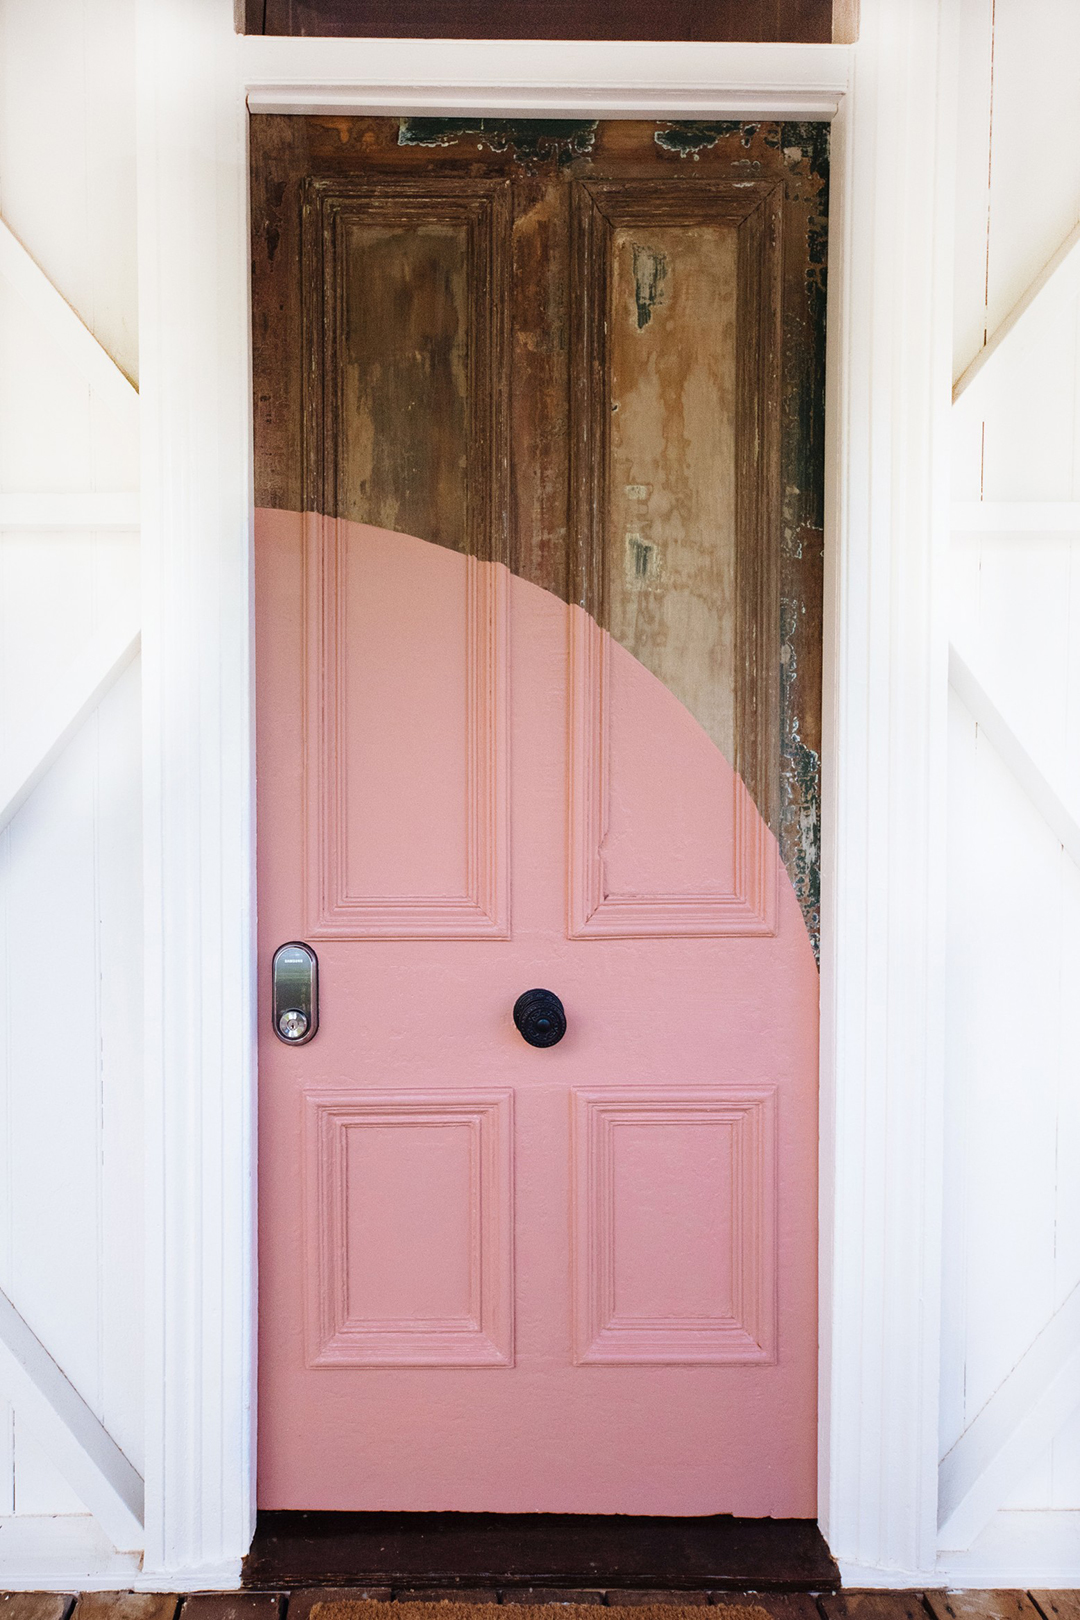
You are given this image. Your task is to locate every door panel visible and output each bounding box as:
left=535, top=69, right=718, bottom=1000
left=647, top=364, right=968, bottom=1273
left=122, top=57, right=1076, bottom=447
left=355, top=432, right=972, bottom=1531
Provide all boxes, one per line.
left=303, top=177, right=511, bottom=561
left=572, top=1086, right=777, bottom=1365
left=568, top=611, right=777, bottom=936
left=253, top=117, right=826, bottom=1517
left=571, top=178, right=782, bottom=827
left=304, top=518, right=508, bottom=936
left=305, top=1087, right=514, bottom=1367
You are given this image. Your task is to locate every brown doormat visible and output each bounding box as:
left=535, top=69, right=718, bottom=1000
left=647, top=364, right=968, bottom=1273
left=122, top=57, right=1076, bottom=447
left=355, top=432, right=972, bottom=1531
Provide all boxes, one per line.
left=313, top=1606, right=771, bottom=1620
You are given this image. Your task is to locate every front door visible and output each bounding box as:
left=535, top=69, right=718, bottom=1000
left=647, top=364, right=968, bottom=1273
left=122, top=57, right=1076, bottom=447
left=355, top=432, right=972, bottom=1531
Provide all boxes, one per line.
left=252, top=116, right=825, bottom=1516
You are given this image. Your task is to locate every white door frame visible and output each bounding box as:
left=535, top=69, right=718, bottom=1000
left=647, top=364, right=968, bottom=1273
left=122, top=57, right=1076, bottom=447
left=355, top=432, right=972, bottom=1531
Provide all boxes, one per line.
left=135, top=0, right=957, bottom=1589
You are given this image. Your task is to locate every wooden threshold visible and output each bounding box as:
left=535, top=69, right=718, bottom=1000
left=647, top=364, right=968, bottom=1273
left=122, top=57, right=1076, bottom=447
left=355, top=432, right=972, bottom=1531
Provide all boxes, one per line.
left=242, top=1514, right=840, bottom=1593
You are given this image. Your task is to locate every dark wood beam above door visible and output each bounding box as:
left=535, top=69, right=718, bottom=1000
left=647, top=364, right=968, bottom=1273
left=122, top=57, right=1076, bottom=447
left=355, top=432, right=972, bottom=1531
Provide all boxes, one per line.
left=242, top=0, right=833, bottom=43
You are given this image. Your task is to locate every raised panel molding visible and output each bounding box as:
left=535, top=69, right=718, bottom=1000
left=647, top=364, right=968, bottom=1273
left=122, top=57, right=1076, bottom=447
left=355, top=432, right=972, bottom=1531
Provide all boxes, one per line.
left=301, top=174, right=511, bottom=560
left=572, top=1087, right=778, bottom=1365
left=567, top=609, right=778, bottom=937
left=570, top=177, right=784, bottom=834
left=305, top=1090, right=514, bottom=1368
left=304, top=516, right=509, bottom=938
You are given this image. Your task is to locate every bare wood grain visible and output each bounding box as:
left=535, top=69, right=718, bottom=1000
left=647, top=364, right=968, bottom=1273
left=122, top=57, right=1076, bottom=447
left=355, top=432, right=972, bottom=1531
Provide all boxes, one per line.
left=571, top=176, right=783, bottom=829
left=821, top=1596, right=930, bottom=1620
left=0, top=1597, right=76, bottom=1620
left=250, top=115, right=826, bottom=924
left=1031, top=1597, right=1080, bottom=1620
left=301, top=176, right=511, bottom=562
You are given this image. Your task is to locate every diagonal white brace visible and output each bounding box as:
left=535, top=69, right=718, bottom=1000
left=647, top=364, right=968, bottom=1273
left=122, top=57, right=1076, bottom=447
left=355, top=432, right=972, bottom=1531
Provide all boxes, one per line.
left=0, top=217, right=139, bottom=433
left=953, top=217, right=1080, bottom=409
left=0, top=626, right=141, bottom=834
left=949, top=643, right=1080, bottom=869
left=938, top=1279, right=1080, bottom=1549
left=0, top=1287, right=144, bottom=1550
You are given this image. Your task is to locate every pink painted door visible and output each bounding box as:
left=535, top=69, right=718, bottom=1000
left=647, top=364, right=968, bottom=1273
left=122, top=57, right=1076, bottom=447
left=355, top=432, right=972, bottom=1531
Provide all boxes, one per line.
left=253, top=116, right=824, bottom=1516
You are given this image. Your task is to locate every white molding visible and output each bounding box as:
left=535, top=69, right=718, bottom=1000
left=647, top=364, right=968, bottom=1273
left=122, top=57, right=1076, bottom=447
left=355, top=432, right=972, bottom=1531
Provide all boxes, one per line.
left=0, top=218, right=139, bottom=433
left=0, top=628, right=140, bottom=834
left=137, top=0, right=954, bottom=1583
left=950, top=644, right=1080, bottom=869
left=242, top=36, right=850, bottom=118
left=0, top=1292, right=143, bottom=1552
left=0, top=493, right=140, bottom=530
left=938, top=1281, right=1080, bottom=1551
left=137, top=0, right=255, bottom=1584
left=818, top=0, right=956, bottom=1580
left=953, top=217, right=1080, bottom=408
left=952, top=500, right=1080, bottom=533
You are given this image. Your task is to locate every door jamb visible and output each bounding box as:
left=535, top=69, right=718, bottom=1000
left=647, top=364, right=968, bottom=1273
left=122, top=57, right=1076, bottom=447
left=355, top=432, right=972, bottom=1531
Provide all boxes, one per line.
left=135, top=7, right=956, bottom=1589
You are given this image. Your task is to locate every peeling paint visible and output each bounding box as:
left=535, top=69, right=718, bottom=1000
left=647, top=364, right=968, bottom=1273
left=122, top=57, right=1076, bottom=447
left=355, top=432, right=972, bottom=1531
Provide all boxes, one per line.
left=771, top=120, right=829, bottom=954
left=625, top=532, right=662, bottom=588
left=631, top=244, right=667, bottom=328
left=398, top=117, right=597, bottom=164
left=654, top=120, right=764, bottom=156
left=779, top=593, right=822, bottom=959
left=654, top=124, right=720, bottom=157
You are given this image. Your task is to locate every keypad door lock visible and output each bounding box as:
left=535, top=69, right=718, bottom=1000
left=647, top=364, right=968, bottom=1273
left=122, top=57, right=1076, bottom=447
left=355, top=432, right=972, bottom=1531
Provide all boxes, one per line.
left=272, top=941, right=319, bottom=1045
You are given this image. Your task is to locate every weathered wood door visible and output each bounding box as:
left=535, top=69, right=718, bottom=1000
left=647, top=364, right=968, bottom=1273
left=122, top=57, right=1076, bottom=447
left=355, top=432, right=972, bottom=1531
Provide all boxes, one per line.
left=252, top=116, right=825, bottom=1516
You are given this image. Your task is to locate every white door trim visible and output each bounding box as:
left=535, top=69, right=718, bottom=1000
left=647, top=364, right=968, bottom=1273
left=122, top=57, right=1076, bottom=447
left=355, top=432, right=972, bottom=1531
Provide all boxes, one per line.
left=135, top=3, right=955, bottom=1587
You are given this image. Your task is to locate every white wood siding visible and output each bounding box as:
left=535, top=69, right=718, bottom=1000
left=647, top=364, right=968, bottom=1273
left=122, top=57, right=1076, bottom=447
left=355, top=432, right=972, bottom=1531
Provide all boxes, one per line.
left=941, top=0, right=1080, bottom=1580
left=0, top=0, right=143, bottom=1567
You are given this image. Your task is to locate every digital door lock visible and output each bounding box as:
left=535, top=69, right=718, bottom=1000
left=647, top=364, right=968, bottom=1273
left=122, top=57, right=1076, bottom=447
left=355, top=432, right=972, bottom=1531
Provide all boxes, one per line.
left=272, top=941, right=319, bottom=1045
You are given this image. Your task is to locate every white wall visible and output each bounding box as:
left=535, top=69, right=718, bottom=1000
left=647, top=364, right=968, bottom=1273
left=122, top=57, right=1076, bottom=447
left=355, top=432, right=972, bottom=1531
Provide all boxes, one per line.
left=0, top=0, right=143, bottom=1575
left=940, top=0, right=1080, bottom=1583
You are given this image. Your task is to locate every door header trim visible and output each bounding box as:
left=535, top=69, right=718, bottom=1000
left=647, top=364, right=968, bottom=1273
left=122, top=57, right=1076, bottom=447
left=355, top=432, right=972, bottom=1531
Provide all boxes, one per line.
left=241, top=37, right=849, bottom=119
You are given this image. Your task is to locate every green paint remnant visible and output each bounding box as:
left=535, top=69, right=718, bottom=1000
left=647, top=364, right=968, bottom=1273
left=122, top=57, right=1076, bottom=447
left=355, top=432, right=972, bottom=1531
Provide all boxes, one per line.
left=398, top=118, right=596, bottom=164
left=631, top=244, right=667, bottom=328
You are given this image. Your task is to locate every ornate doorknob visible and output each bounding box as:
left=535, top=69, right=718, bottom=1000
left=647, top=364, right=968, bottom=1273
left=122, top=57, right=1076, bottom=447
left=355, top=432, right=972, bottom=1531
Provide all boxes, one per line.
left=513, top=988, right=567, bottom=1048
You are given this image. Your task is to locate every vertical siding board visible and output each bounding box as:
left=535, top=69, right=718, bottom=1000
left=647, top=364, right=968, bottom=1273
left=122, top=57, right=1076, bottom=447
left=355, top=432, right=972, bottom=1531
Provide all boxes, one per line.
left=0, top=0, right=139, bottom=382
left=945, top=0, right=1080, bottom=1557
left=96, top=661, right=145, bottom=1474
left=952, top=0, right=994, bottom=379
left=984, top=0, right=1080, bottom=345
left=0, top=1401, right=13, bottom=1513
left=0, top=0, right=143, bottom=1537
left=981, top=313, right=1080, bottom=502
left=6, top=716, right=103, bottom=1408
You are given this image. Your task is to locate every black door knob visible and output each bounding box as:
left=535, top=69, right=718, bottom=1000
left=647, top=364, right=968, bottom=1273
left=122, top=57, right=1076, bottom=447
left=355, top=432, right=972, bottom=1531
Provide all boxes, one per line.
left=513, top=988, right=566, bottom=1048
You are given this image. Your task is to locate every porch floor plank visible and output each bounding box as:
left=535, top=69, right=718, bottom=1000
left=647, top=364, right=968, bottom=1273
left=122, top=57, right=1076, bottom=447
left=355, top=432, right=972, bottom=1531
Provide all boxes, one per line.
left=72, top=1596, right=179, bottom=1620
left=0, top=1597, right=75, bottom=1620
left=181, top=1598, right=286, bottom=1620
left=1030, top=1599, right=1080, bottom=1620
left=820, top=1595, right=930, bottom=1620
left=926, top=1596, right=1047, bottom=1620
